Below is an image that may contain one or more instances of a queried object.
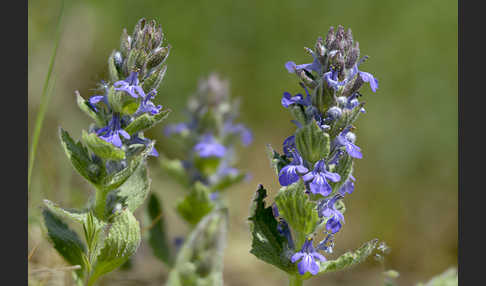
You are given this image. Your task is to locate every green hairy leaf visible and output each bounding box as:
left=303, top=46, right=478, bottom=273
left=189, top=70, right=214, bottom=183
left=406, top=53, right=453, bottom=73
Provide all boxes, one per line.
left=330, top=153, right=353, bottom=191
left=142, top=64, right=168, bottom=92
left=42, top=209, right=86, bottom=279
left=248, top=185, right=294, bottom=273
left=107, top=50, right=120, bottom=82
left=59, top=128, right=105, bottom=185
left=76, top=91, right=104, bottom=126
left=176, top=182, right=215, bottom=226
left=166, top=208, right=228, bottom=286
left=117, top=162, right=151, bottom=212
left=101, top=141, right=154, bottom=191
left=301, top=239, right=379, bottom=279
left=88, top=210, right=141, bottom=285
left=82, top=130, right=126, bottom=161
left=275, top=182, right=319, bottom=248
left=416, top=268, right=458, bottom=286
left=289, top=105, right=308, bottom=127
left=43, top=199, right=88, bottom=225
left=295, top=119, right=330, bottom=165
left=124, top=108, right=171, bottom=135
left=147, top=193, right=173, bottom=266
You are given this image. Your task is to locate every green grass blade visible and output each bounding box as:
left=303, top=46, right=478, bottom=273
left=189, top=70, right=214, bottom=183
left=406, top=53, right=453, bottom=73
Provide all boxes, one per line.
left=28, top=0, right=65, bottom=192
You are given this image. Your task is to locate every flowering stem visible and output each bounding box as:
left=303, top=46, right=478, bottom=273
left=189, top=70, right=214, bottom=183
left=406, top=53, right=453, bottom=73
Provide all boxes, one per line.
left=289, top=275, right=304, bottom=286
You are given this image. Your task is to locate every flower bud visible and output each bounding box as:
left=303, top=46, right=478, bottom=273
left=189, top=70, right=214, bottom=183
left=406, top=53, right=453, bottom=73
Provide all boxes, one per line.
left=345, top=132, right=356, bottom=143
left=114, top=51, right=123, bottom=68
left=327, top=106, right=342, bottom=120
left=146, top=46, right=169, bottom=70
left=346, top=42, right=359, bottom=68
left=325, top=26, right=335, bottom=48
left=336, top=96, right=348, bottom=106
left=120, top=29, right=131, bottom=57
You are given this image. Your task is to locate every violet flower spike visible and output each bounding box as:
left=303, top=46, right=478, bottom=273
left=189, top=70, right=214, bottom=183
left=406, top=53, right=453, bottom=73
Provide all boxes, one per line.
left=113, top=71, right=145, bottom=98
left=278, top=151, right=309, bottom=186
left=302, top=160, right=341, bottom=196
left=291, top=238, right=326, bottom=275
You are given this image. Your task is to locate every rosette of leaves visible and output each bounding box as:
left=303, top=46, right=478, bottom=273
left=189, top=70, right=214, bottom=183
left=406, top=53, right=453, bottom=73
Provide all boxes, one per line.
left=249, top=25, right=384, bottom=285
left=42, top=18, right=171, bottom=285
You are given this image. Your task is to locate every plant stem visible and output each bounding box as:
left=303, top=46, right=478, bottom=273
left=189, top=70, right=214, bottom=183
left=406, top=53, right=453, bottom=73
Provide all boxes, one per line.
left=94, top=189, right=108, bottom=220
left=289, top=275, right=304, bottom=286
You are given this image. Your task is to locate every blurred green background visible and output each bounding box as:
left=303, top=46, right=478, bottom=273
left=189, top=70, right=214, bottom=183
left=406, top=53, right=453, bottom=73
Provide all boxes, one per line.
left=28, top=0, right=457, bottom=285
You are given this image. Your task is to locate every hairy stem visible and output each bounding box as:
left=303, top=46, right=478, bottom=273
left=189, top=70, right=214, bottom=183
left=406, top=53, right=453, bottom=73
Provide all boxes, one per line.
left=94, top=189, right=108, bottom=220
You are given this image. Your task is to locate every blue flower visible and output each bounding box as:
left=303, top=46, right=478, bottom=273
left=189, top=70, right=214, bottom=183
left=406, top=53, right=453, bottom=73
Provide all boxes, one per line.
left=318, top=195, right=345, bottom=234
left=223, top=122, right=253, bottom=146
left=336, top=127, right=362, bottom=159
left=95, top=113, right=130, bottom=148
left=291, top=238, right=326, bottom=275
left=281, top=91, right=311, bottom=108
left=358, top=70, right=379, bottom=93
left=282, top=135, right=296, bottom=157
left=324, top=64, right=379, bottom=93
left=209, top=192, right=219, bottom=201
left=114, top=71, right=145, bottom=98
left=317, top=234, right=335, bottom=254
left=278, top=151, right=309, bottom=186
left=285, top=50, right=322, bottom=74
left=87, top=95, right=109, bottom=112
left=302, top=160, right=341, bottom=196
left=164, top=123, right=189, bottom=136
left=194, top=134, right=227, bottom=158
left=324, top=68, right=347, bottom=90
left=135, top=89, right=162, bottom=116
left=338, top=174, right=355, bottom=196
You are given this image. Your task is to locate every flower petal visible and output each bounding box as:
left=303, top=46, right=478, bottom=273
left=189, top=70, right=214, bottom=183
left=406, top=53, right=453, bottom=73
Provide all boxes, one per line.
left=291, top=252, right=304, bottom=263
left=285, top=61, right=297, bottom=73
left=278, top=165, right=299, bottom=186
left=298, top=255, right=312, bottom=275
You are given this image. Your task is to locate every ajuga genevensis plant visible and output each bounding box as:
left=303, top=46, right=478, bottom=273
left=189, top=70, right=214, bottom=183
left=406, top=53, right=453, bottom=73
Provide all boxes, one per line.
left=42, top=18, right=170, bottom=285
left=147, top=73, right=252, bottom=285
left=248, top=25, right=383, bottom=286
